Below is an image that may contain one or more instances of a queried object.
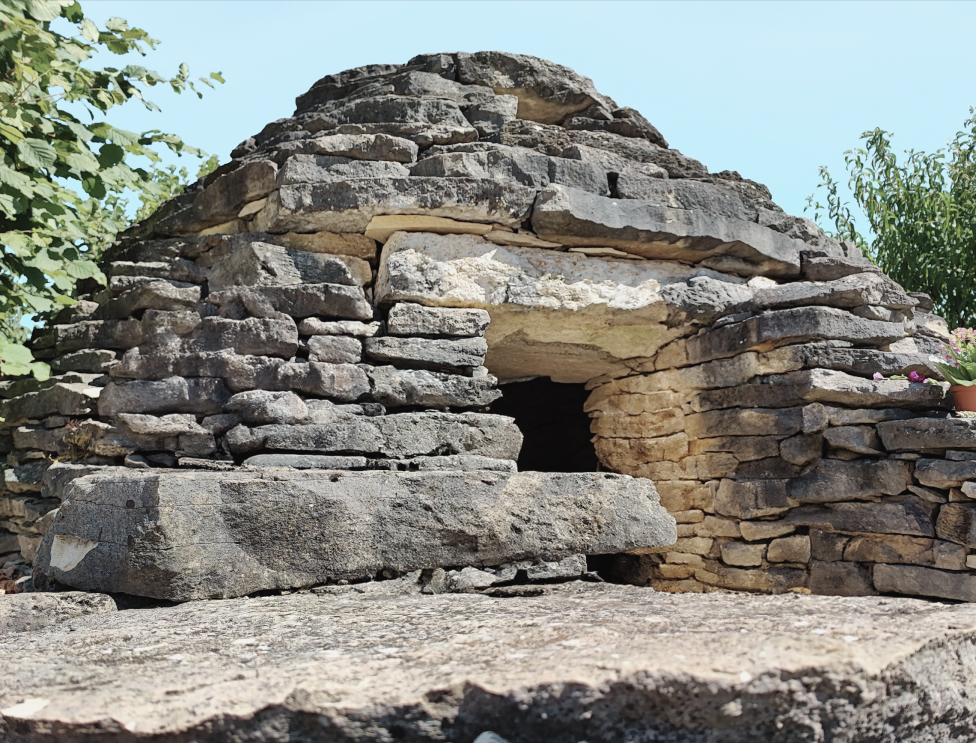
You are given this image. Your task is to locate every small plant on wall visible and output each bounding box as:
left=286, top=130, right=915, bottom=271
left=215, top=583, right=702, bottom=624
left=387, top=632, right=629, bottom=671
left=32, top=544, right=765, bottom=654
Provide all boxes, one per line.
left=933, top=328, right=976, bottom=412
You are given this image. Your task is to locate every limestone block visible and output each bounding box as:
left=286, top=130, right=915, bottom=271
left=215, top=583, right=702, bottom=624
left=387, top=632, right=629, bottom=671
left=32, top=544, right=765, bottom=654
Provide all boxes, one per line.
left=685, top=307, right=905, bottom=365
left=456, top=51, right=613, bottom=125
left=271, top=132, right=419, bottom=163
left=720, top=542, right=764, bottom=567
left=823, top=426, right=884, bottom=455
left=54, top=319, right=144, bottom=353
left=842, top=534, right=968, bottom=571
left=786, top=459, right=912, bottom=504
left=589, top=408, right=685, bottom=439
left=387, top=303, right=490, bottom=338
left=107, top=258, right=209, bottom=285
left=684, top=407, right=804, bottom=439
left=874, top=564, right=976, bottom=602
left=34, top=469, right=674, bottom=600
left=485, top=229, right=562, bottom=249
left=307, top=335, right=363, bottom=364
left=0, top=591, right=117, bottom=633
left=634, top=454, right=737, bottom=482
left=698, top=564, right=807, bottom=593
left=914, top=459, right=976, bottom=489
left=273, top=231, right=378, bottom=262
left=98, top=378, right=230, bottom=417
left=51, top=349, right=117, bottom=374
left=877, top=418, right=976, bottom=452
left=243, top=454, right=369, bottom=470
left=823, top=407, right=918, bottom=426
left=253, top=178, right=535, bottom=234
left=298, top=319, right=382, bottom=337
left=207, top=284, right=374, bottom=322
left=411, top=146, right=550, bottom=188
left=780, top=433, right=823, bottom=466
left=96, top=280, right=200, bottom=319
left=463, top=95, right=518, bottom=137
left=801, top=252, right=880, bottom=281
left=363, top=336, right=487, bottom=374
left=277, top=154, right=410, bottom=185
left=935, top=503, right=976, bottom=547
left=786, top=496, right=937, bottom=538
left=364, top=215, right=493, bottom=243
left=738, top=521, right=796, bottom=541
left=531, top=185, right=801, bottom=277
left=0, top=383, right=100, bottom=427
left=688, top=436, right=781, bottom=462
left=752, top=273, right=910, bottom=311
left=696, top=516, right=740, bottom=538
left=808, top=561, right=876, bottom=597
left=225, top=391, right=309, bottom=426
left=367, top=366, right=501, bottom=409
left=375, top=230, right=695, bottom=381
left=190, top=160, right=277, bottom=227
left=208, top=242, right=370, bottom=290
left=225, top=411, right=522, bottom=461
left=714, top=479, right=791, bottom=520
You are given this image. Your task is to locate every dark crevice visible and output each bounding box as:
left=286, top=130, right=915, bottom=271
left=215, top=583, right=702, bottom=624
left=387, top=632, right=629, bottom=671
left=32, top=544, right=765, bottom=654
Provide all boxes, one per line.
left=489, top=377, right=598, bottom=473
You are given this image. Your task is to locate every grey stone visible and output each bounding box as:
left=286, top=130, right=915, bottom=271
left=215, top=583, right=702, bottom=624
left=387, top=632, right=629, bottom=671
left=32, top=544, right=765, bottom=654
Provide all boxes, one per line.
left=34, top=469, right=674, bottom=600
left=786, top=460, right=912, bottom=503
left=50, top=349, right=117, bottom=373
left=612, top=177, right=761, bottom=222
left=842, top=534, right=968, bottom=571
left=226, top=390, right=309, bottom=426
left=714, top=479, right=790, bottom=520
left=409, top=146, right=551, bottom=188
left=0, top=591, right=117, bottom=633
left=190, top=160, right=277, bottom=227
left=800, top=251, right=880, bottom=281
left=395, top=455, right=516, bottom=472
left=564, top=106, right=668, bottom=147
left=368, top=366, right=501, bottom=408
left=463, top=95, right=518, bottom=137
left=298, top=318, right=382, bottom=337
left=874, top=564, right=976, bottom=602
left=685, top=407, right=805, bottom=439
left=531, top=185, right=801, bottom=277
left=107, top=258, right=209, bottom=285
left=98, top=378, right=231, bottom=417
left=786, top=496, right=937, bottom=537
left=363, top=336, right=487, bottom=374
left=207, top=241, right=369, bottom=290
left=0, top=382, right=100, bottom=426
left=456, top=51, right=614, bottom=126
left=276, top=154, right=410, bottom=185
left=808, top=561, right=877, bottom=597
left=935, top=503, right=976, bottom=547
left=779, top=433, right=823, bottom=466
left=254, top=178, right=536, bottom=234
left=387, top=303, right=490, bottom=338
left=751, top=273, right=905, bottom=311
left=41, top=463, right=107, bottom=502
left=54, top=319, right=144, bottom=352
left=307, top=335, right=362, bottom=363
left=2, top=462, right=51, bottom=494
left=914, top=459, right=976, bottom=489
left=271, top=132, right=419, bottom=163
left=447, top=566, right=500, bottom=591
left=207, top=284, right=373, bottom=321
left=823, top=406, right=919, bottom=426
left=823, top=425, right=885, bottom=455
left=96, top=280, right=201, bottom=320
left=6, top=584, right=976, bottom=741
left=243, top=454, right=369, bottom=469
left=878, top=418, right=976, bottom=452
left=224, top=411, right=522, bottom=460
left=685, top=308, right=905, bottom=364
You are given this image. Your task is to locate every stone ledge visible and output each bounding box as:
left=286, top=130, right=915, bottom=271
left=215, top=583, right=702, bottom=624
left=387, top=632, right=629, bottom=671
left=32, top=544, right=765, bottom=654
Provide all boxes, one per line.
left=2, top=584, right=976, bottom=741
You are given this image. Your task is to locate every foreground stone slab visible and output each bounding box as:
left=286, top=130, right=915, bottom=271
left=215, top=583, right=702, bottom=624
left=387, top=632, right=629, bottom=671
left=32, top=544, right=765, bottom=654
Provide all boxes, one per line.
left=3, top=584, right=976, bottom=741
left=34, top=470, right=674, bottom=601
left=0, top=591, right=116, bottom=634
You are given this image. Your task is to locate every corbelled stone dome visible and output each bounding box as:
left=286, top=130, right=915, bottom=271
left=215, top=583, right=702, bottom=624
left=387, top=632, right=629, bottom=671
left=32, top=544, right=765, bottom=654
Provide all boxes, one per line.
left=3, top=52, right=974, bottom=607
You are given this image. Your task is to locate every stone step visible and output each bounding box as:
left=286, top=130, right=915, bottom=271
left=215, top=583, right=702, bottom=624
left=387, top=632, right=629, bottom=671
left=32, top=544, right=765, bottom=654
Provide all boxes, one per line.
left=34, top=469, right=676, bottom=601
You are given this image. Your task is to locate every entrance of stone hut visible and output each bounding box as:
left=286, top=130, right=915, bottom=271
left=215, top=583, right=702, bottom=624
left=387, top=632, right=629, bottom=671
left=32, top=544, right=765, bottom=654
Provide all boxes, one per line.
left=488, top=378, right=600, bottom=473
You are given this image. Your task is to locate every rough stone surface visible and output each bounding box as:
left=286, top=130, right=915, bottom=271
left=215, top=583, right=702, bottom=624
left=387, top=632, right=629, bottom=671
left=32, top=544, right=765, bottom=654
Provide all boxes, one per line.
left=0, top=591, right=116, bottom=633
left=34, top=471, right=674, bottom=600
left=3, top=585, right=976, bottom=741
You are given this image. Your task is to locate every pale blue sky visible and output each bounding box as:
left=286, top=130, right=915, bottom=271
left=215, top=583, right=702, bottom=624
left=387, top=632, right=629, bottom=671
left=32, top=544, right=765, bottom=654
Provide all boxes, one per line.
left=83, top=0, right=976, bottom=226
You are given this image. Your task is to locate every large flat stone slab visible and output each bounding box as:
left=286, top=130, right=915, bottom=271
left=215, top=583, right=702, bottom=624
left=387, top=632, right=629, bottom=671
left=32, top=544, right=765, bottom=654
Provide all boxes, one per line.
left=34, top=470, right=674, bottom=601
left=3, top=584, right=976, bottom=741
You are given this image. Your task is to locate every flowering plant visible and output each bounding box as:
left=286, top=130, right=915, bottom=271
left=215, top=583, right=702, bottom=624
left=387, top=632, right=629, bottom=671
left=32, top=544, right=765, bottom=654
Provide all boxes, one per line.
left=933, top=328, right=976, bottom=386
left=874, top=371, right=930, bottom=383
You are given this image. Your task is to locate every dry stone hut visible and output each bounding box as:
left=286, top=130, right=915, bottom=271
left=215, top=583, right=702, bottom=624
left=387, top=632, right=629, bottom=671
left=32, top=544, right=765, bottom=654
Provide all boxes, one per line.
left=3, top=51, right=976, bottom=603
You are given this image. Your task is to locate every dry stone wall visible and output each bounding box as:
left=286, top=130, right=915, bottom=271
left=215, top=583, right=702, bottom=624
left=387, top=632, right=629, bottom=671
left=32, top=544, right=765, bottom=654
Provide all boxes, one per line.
left=2, top=51, right=974, bottom=603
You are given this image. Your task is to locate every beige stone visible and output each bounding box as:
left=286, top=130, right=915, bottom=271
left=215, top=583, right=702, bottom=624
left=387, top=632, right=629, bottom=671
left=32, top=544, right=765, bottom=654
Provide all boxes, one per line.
left=568, top=247, right=639, bottom=258
left=824, top=425, right=884, bottom=456
left=767, top=535, right=812, bottom=564
left=676, top=524, right=699, bottom=538
left=635, top=454, right=737, bottom=481
left=700, top=563, right=807, bottom=593
left=968, top=555, right=976, bottom=569
left=652, top=577, right=707, bottom=592
left=275, top=232, right=378, bottom=262
left=962, top=481, right=976, bottom=499
left=690, top=436, right=781, bottom=462
left=365, top=216, right=493, bottom=243
left=590, top=408, right=684, bottom=439
left=197, top=219, right=246, bottom=236
left=594, top=434, right=690, bottom=471
left=634, top=537, right=712, bottom=556
left=657, top=564, right=696, bottom=579
left=237, top=198, right=268, bottom=219
left=586, top=390, right=681, bottom=416
left=655, top=480, right=714, bottom=513
left=720, top=542, right=765, bottom=567
left=672, top=510, right=704, bottom=524
left=696, top=516, right=741, bottom=538
left=484, top=230, right=562, bottom=249
left=664, top=552, right=704, bottom=566
left=739, top=521, right=797, bottom=541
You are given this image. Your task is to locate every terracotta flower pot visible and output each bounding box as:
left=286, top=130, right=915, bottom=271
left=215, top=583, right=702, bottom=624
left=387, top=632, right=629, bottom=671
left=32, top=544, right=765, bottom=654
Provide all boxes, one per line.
left=950, top=385, right=976, bottom=412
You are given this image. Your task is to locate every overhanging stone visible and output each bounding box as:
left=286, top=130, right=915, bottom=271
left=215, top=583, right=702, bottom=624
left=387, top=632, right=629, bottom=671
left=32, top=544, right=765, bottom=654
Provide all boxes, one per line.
left=34, top=469, right=676, bottom=601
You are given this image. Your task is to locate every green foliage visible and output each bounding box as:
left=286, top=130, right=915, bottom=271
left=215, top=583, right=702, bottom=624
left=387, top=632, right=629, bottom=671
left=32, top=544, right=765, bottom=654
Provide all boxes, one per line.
left=0, top=0, right=222, bottom=378
left=807, top=110, right=976, bottom=328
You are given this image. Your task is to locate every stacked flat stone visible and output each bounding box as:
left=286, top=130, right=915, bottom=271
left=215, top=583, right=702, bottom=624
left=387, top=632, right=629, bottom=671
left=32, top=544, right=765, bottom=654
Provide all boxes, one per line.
left=3, top=51, right=974, bottom=603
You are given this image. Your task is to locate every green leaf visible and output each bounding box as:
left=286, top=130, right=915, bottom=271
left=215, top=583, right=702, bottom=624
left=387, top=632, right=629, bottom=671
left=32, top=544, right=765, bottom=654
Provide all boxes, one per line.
left=97, top=142, right=124, bottom=168
left=29, top=361, right=51, bottom=381
left=25, top=0, right=69, bottom=22
left=80, top=17, right=98, bottom=42
left=0, top=342, right=34, bottom=365
left=104, top=16, right=129, bottom=32
left=16, top=138, right=57, bottom=169
left=1, top=232, right=33, bottom=257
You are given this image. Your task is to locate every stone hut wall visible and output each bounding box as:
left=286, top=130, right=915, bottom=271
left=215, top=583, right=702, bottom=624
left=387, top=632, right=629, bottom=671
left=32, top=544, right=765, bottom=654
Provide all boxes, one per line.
left=2, top=51, right=976, bottom=602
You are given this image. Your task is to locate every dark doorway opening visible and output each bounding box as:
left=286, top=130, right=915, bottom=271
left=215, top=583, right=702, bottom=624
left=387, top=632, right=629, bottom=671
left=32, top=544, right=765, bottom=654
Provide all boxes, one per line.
left=489, top=377, right=599, bottom=473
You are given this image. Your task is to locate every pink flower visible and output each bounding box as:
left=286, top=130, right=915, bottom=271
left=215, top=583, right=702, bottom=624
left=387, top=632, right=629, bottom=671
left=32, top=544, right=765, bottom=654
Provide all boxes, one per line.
left=873, top=372, right=884, bottom=381
left=909, top=370, right=927, bottom=383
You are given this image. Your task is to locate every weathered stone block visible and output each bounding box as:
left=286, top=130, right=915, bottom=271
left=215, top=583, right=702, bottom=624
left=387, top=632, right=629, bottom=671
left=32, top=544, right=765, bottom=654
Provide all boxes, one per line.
left=99, top=378, right=230, bottom=417
left=842, top=534, right=968, bottom=571
left=878, top=418, right=976, bottom=452
left=387, top=303, right=490, bottom=338
left=808, top=561, right=876, bottom=597
left=208, top=284, right=374, bottom=322
left=786, top=460, right=912, bottom=504
left=35, top=469, right=675, bottom=600
left=368, top=366, right=501, bottom=408
left=191, top=160, right=277, bottom=227
left=786, top=496, right=936, bottom=538
left=363, top=336, right=487, bottom=374
left=935, top=503, right=976, bottom=547
left=307, top=335, right=363, bottom=364
left=298, top=319, right=382, bottom=337
left=823, top=426, right=884, bottom=455
left=874, top=564, right=976, bottom=602
left=714, top=479, right=790, bottom=520
left=207, top=241, right=370, bottom=290
left=720, top=542, right=764, bottom=567
left=767, top=535, right=811, bottom=563
left=914, top=459, right=976, bottom=489
left=226, top=391, right=309, bottom=426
